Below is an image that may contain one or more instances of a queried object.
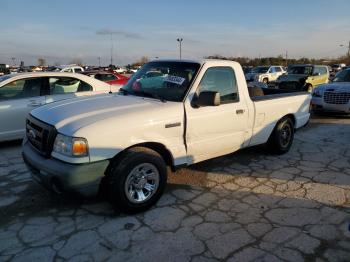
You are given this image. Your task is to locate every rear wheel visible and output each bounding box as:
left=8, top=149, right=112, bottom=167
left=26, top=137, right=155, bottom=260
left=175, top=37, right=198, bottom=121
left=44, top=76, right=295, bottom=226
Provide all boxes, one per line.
left=267, top=117, right=294, bottom=154
left=108, top=147, right=167, bottom=213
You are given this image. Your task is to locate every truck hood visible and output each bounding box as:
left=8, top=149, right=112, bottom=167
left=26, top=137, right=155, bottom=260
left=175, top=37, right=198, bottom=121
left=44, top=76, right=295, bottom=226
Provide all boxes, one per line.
left=30, top=93, right=176, bottom=134
left=314, top=82, right=350, bottom=92
left=278, top=74, right=308, bottom=82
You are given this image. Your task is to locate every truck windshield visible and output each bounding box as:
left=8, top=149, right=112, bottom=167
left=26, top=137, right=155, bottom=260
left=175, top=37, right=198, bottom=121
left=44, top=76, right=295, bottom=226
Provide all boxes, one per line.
left=121, top=61, right=201, bottom=102
left=252, top=66, right=269, bottom=73
left=333, top=70, right=350, bottom=82
left=288, top=66, right=313, bottom=75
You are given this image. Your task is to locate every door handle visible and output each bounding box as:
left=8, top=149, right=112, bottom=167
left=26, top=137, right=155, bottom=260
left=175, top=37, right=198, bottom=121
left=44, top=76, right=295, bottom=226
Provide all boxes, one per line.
left=236, top=109, right=245, bottom=114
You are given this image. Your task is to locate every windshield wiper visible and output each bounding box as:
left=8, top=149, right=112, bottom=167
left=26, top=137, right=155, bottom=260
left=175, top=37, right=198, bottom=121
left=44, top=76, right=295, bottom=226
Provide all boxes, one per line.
left=134, top=90, right=167, bottom=103
left=119, top=88, right=166, bottom=102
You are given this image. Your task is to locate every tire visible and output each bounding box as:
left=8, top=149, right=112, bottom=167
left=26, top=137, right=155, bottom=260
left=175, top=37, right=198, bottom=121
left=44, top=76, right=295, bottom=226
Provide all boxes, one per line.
left=108, top=147, right=167, bottom=213
left=267, top=117, right=294, bottom=154
left=306, top=84, right=313, bottom=93
left=263, top=78, right=268, bottom=84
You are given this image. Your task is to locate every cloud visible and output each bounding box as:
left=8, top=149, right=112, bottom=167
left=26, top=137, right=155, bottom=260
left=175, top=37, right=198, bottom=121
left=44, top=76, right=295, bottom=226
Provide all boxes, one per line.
left=96, top=28, right=143, bottom=39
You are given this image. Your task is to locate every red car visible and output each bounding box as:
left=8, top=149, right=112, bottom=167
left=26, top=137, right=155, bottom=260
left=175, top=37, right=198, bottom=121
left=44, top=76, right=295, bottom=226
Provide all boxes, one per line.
left=84, top=71, right=129, bottom=85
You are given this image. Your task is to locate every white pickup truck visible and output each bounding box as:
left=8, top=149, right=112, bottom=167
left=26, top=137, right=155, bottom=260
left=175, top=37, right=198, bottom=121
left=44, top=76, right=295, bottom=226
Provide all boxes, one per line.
left=22, top=59, right=311, bottom=213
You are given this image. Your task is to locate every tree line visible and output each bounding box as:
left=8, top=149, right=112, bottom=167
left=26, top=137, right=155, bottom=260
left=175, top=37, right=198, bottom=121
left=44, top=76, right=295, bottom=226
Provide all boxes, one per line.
left=205, top=54, right=350, bottom=67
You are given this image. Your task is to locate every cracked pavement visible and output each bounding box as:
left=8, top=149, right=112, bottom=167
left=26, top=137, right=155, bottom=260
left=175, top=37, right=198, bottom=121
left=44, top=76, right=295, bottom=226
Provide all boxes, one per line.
left=0, top=115, right=349, bottom=261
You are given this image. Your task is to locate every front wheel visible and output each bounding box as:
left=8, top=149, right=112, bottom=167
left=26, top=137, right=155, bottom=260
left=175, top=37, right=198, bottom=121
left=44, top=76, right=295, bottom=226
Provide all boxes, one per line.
left=108, top=147, right=167, bottom=213
left=263, top=78, right=269, bottom=84
left=267, top=117, right=294, bottom=154
left=306, top=84, right=313, bottom=93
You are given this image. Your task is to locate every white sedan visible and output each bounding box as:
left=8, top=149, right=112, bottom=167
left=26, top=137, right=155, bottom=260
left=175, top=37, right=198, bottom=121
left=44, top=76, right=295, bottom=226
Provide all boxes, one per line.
left=0, top=72, right=120, bottom=142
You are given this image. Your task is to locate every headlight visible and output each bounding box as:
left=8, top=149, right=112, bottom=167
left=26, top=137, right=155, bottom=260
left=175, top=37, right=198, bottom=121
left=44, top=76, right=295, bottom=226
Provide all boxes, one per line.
left=53, top=134, right=89, bottom=157
left=312, top=89, right=322, bottom=98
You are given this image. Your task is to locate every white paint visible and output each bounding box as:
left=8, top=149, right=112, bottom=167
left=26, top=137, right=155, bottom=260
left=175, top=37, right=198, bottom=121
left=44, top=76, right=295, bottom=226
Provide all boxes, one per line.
left=28, top=60, right=310, bottom=166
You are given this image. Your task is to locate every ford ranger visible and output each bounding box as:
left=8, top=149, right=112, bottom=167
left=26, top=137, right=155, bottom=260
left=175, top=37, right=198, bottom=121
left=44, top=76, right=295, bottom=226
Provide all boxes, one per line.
left=22, top=59, right=311, bottom=213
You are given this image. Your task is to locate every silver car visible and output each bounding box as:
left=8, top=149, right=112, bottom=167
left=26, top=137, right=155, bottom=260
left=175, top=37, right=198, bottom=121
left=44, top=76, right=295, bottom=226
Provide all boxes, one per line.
left=0, top=72, right=118, bottom=142
left=311, top=69, right=350, bottom=113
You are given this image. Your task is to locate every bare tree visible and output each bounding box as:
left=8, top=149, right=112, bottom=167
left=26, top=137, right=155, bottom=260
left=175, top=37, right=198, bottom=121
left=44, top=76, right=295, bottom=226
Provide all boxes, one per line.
left=37, top=58, right=46, bottom=67
left=132, top=56, right=149, bottom=67
left=70, top=58, right=83, bottom=66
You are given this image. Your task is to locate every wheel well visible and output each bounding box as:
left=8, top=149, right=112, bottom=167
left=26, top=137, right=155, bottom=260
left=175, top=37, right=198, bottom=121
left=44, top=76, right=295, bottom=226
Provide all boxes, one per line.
left=105, top=142, right=175, bottom=175
left=283, top=114, right=296, bottom=128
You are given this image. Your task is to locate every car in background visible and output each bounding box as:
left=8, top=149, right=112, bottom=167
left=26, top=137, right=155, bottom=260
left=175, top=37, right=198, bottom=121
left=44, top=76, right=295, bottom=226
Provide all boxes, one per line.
left=47, top=65, right=84, bottom=73
left=311, top=68, right=350, bottom=113
left=331, top=64, right=344, bottom=73
left=114, top=67, right=127, bottom=74
left=242, top=66, right=253, bottom=75
left=276, top=64, right=329, bottom=92
left=0, top=72, right=119, bottom=142
left=83, top=71, right=129, bottom=85
left=245, top=65, right=285, bottom=83
left=0, top=64, right=10, bottom=76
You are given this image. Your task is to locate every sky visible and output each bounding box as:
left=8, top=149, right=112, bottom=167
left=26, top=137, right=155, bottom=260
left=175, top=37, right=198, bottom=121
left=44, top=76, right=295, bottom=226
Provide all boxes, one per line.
left=1, top=0, right=350, bottom=66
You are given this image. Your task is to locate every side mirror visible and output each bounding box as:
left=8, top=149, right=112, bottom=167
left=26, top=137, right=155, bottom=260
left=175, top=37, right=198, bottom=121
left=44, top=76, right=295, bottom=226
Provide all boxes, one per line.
left=192, top=91, right=220, bottom=107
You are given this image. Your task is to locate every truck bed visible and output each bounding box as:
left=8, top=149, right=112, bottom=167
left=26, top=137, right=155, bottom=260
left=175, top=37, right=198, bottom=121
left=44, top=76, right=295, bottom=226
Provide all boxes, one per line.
left=247, top=86, right=311, bottom=147
left=249, top=86, right=308, bottom=102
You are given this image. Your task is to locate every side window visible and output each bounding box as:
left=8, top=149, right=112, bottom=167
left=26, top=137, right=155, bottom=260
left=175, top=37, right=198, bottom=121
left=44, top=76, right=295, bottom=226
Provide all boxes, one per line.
left=49, top=77, right=92, bottom=94
left=320, top=67, right=327, bottom=75
left=275, top=67, right=282, bottom=72
left=198, top=67, right=238, bottom=104
left=313, top=67, right=321, bottom=75
left=0, top=78, right=42, bottom=101
left=95, top=74, right=117, bottom=81
left=269, top=67, right=276, bottom=73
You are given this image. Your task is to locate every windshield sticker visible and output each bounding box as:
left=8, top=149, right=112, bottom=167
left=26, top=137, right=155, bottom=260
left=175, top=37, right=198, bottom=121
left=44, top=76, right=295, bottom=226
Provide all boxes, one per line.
left=164, top=75, right=185, bottom=85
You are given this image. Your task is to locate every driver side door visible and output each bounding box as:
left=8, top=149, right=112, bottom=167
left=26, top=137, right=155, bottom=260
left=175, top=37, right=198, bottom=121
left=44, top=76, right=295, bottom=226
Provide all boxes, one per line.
left=185, top=66, right=249, bottom=163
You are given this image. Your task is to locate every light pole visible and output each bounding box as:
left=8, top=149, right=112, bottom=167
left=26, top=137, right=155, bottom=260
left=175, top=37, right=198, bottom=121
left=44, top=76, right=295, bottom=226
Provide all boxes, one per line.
left=340, top=42, right=350, bottom=57
left=110, top=33, right=114, bottom=66
left=177, top=38, right=183, bottom=60
left=98, top=57, right=101, bottom=68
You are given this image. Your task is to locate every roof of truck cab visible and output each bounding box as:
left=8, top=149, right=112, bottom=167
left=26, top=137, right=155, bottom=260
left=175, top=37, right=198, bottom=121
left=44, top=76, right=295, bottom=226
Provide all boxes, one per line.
left=149, top=58, right=242, bottom=66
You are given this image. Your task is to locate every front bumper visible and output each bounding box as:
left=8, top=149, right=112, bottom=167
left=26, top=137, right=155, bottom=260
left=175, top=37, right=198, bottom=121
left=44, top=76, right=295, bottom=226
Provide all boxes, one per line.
left=311, top=97, right=350, bottom=113
left=22, top=141, right=109, bottom=197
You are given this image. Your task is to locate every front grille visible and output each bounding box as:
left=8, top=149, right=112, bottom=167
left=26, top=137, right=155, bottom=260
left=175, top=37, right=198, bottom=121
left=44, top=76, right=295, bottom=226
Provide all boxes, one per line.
left=26, top=115, right=57, bottom=157
left=324, top=91, right=350, bottom=105
left=279, top=81, right=302, bottom=90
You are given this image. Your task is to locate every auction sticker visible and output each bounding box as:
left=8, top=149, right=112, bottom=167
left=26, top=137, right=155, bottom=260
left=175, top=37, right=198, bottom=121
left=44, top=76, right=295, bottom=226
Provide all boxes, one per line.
left=164, top=75, right=185, bottom=85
